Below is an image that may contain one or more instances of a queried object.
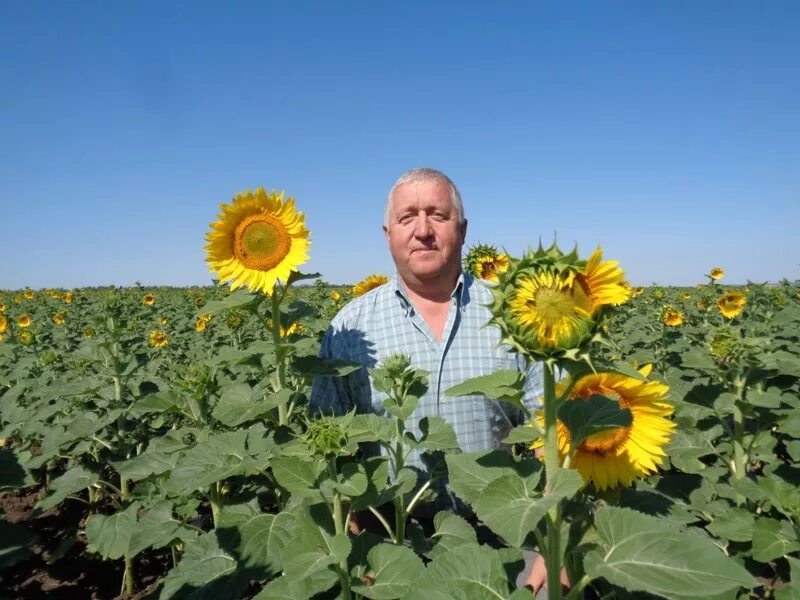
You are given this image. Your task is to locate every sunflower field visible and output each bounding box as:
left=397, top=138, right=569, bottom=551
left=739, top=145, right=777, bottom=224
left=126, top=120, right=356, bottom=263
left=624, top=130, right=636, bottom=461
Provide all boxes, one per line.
left=1, top=188, right=799, bottom=600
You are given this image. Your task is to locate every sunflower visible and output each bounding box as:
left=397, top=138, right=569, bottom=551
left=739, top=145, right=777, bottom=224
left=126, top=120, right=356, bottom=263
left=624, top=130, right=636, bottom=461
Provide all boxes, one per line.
left=64, top=292, right=73, bottom=304
left=330, top=290, right=341, bottom=301
left=464, top=244, right=510, bottom=283
left=53, top=313, right=65, bottom=326
left=631, top=287, right=645, bottom=298
left=195, top=297, right=206, bottom=308
left=709, top=267, right=724, bottom=281
left=24, top=290, right=33, bottom=300
left=662, top=307, right=683, bottom=327
left=195, top=314, right=212, bottom=332
left=0, top=315, right=7, bottom=332
left=148, top=329, right=169, bottom=348
left=83, top=327, right=95, bottom=339
left=353, top=274, right=389, bottom=297
left=205, top=187, right=311, bottom=296
left=492, top=244, right=630, bottom=358
left=530, top=366, right=675, bottom=490
left=680, top=291, right=692, bottom=300
left=143, top=293, right=155, bottom=306
left=266, top=319, right=303, bottom=337
left=0, top=304, right=6, bottom=313
left=17, top=314, right=31, bottom=328
left=717, top=291, right=746, bottom=319
left=18, top=330, right=34, bottom=345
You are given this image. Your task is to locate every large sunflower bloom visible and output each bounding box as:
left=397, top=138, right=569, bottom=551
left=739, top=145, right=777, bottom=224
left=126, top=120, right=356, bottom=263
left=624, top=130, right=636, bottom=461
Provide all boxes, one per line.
left=493, top=244, right=630, bottom=358
left=353, top=274, right=389, bottom=297
left=531, top=366, right=675, bottom=490
left=17, top=314, right=32, bottom=328
left=709, top=267, right=724, bottom=281
left=148, top=329, right=169, bottom=348
left=205, top=187, right=310, bottom=296
left=718, top=292, right=746, bottom=319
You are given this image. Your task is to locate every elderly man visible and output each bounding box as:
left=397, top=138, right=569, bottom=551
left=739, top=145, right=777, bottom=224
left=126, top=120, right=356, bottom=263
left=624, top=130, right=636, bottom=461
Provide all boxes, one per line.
left=310, top=167, right=555, bottom=595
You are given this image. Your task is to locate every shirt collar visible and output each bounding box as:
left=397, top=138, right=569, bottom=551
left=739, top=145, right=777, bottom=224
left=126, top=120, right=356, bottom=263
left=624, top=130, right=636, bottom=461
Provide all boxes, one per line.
left=393, top=271, right=469, bottom=314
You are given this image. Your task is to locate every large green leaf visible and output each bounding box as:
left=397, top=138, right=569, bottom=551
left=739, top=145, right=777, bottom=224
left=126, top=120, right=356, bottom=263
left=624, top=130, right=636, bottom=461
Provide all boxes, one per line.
left=418, top=543, right=512, bottom=599
left=217, top=504, right=294, bottom=574
left=84, top=502, right=140, bottom=560
left=430, top=511, right=478, bottom=559
left=113, top=448, right=179, bottom=482
left=404, top=416, right=459, bottom=451
left=159, top=532, right=242, bottom=599
left=349, top=414, right=396, bottom=444
left=557, top=394, right=632, bottom=449
left=445, top=369, right=527, bottom=415
left=37, top=466, right=99, bottom=511
left=270, top=456, right=326, bottom=499
left=752, top=517, right=800, bottom=562
left=164, top=431, right=258, bottom=496
left=758, top=475, right=800, bottom=520
left=252, top=570, right=338, bottom=600
left=446, top=450, right=540, bottom=506
left=212, top=384, right=291, bottom=428
left=352, top=543, right=426, bottom=599
left=292, top=355, right=362, bottom=377
left=666, top=428, right=719, bottom=473
left=281, top=507, right=351, bottom=580
left=706, top=508, right=755, bottom=543
left=200, top=289, right=260, bottom=315
left=584, top=507, right=756, bottom=599
left=129, top=500, right=198, bottom=557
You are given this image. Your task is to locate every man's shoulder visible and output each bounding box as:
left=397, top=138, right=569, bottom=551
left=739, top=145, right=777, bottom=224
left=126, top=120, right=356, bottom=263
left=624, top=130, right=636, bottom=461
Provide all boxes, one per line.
left=330, top=280, right=396, bottom=329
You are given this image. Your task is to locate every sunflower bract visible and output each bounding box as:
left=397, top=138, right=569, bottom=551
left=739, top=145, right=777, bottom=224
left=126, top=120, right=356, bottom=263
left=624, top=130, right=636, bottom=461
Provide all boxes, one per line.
left=205, top=187, right=311, bottom=297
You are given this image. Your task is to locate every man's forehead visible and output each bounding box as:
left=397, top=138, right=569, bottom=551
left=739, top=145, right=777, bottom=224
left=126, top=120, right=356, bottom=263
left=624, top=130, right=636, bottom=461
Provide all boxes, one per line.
left=392, top=181, right=452, bottom=210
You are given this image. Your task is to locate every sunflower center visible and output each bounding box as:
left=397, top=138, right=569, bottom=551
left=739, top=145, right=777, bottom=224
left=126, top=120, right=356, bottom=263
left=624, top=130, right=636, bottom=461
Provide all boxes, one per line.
left=576, top=386, right=631, bottom=455
left=480, top=260, right=498, bottom=279
left=233, top=213, right=292, bottom=271
left=531, top=287, right=578, bottom=324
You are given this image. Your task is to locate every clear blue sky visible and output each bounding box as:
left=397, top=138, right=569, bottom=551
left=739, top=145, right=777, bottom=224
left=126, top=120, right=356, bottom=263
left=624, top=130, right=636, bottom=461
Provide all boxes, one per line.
left=1, top=1, right=798, bottom=288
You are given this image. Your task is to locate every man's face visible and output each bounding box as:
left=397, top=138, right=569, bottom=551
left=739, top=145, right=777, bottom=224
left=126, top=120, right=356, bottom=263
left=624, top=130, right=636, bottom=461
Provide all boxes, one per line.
left=383, top=179, right=467, bottom=286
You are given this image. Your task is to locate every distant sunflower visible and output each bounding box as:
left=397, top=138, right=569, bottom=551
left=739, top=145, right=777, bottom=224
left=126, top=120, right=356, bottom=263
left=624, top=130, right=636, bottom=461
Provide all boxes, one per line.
left=83, top=328, right=95, bottom=339
left=53, top=313, right=65, bottom=326
left=353, top=274, right=389, bottom=297
left=143, top=294, right=155, bottom=306
left=680, top=291, right=692, bottom=300
left=195, top=314, right=212, bottom=332
left=24, top=290, right=33, bottom=300
left=531, top=366, right=675, bottom=490
left=0, top=304, right=6, bottom=313
left=17, top=314, right=32, bottom=328
left=662, top=307, right=683, bottom=327
left=718, top=292, right=746, bottom=319
left=464, top=244, right=510, bottom=283
left=194, top=297, right=206, bottom=308
left=266, top=319, right=303, bottom=337
left=631, top=286, right=645, bottom=298
left=330, top=290, right=341, bottom=301
left=0, top=315, right=7, bottom=332
left=18, top=330, right=34, bottom=345
left=64, top=292, right=73, bottom=304
left=205, top=187, right=310, bottom=296
left=148, top=329, right=169, bottom=348
left=159, top=316, right=169, bottom=326
left=709, top=267, right=724, bottom=281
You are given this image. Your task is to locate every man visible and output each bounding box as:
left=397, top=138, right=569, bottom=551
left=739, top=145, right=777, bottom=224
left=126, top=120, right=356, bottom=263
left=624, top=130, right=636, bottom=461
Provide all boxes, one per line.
left=310, top=167, right=556, bottom=595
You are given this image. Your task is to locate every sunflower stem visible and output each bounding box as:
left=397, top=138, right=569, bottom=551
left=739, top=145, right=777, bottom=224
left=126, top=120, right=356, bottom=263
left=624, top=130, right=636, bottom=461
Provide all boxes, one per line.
left=543, top=363, right=563, bottom=600
left=731, top=376, right=747, bottom=504
left=270, top=290, right=289, bottom=426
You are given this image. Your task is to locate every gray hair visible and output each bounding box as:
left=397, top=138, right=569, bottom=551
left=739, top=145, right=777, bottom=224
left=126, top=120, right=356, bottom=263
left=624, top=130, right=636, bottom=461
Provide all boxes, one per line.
left=384, top=167, right=465, bottom=226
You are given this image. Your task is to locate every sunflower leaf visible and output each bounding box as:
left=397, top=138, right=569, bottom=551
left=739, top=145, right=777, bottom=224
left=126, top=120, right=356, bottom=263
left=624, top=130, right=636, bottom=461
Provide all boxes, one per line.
left=585, top=507, right=756, bottom=599
left=752, top=517, right=800, bottom=562
left=352, top=543, right=426, bottom=599
left=293, top=355, right=363, bottom=378
left=445, top=369, right=527, bottom=414
left=286, top=271, right=322, bottom=286
left=557, top=394, right=632, bottom=450
left=201, top=289, right=261, bottom=315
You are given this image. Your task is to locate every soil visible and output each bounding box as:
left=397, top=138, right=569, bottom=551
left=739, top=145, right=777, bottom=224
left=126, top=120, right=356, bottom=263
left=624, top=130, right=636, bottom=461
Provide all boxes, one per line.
left=0, top=487, right=168, bottom=600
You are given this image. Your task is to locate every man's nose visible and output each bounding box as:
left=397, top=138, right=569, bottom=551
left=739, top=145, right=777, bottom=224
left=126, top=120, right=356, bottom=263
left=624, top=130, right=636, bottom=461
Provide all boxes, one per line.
left=413, top=214, right=432, bottom=237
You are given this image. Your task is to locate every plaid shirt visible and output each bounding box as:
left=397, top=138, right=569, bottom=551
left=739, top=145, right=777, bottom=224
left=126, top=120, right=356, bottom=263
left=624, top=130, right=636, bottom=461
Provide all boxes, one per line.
left=310, top=272, right=543, bottom=469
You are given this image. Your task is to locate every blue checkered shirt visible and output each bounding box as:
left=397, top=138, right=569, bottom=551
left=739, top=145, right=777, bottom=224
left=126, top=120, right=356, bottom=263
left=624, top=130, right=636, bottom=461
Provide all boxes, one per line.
left=309, top=272, right=543, bottom=469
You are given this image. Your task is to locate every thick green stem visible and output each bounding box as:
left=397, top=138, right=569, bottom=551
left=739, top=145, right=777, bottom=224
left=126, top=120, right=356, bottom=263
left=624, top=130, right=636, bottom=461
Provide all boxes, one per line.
left=270, top=291, right=289, bottom=425
left=731, top=377, right=747, bottom=506
left=543, top=363, right=563, bottom=600
left=327, top=459, right=352, bottom=600
left=209, top=482, right=223, bottom=529
left=393, top=422, right=406, bottom=544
